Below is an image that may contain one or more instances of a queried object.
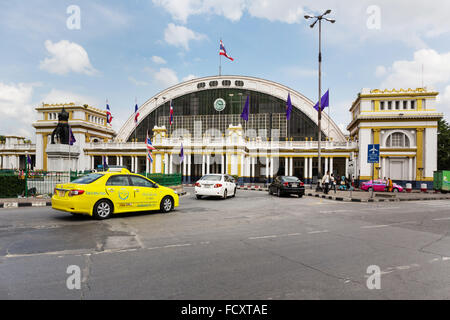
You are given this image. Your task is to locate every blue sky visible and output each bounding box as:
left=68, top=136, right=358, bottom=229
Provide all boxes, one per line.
left=1, top=0, right=450, bottom=139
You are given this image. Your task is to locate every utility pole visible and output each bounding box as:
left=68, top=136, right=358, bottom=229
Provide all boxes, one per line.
left=305, top=10, right=335, bottom=190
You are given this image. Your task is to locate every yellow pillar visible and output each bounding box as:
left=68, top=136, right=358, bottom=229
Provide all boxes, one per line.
left=227, top=153, right=232, bottom=174
left=373, top=128, right=381, bottom=179
left=43, top=134, right=48, bottom=171
left=374, top=100, right=380, bottom=111
left=416, top=128, right=424, bottom=180
left=417, top=99, right=423, bottom=111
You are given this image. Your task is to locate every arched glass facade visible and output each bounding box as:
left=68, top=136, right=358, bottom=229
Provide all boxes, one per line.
left=130, top=88, right=324, bottom=142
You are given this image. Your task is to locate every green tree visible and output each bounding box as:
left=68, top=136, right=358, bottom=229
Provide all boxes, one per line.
left=438, top=119, right=450, bottom=170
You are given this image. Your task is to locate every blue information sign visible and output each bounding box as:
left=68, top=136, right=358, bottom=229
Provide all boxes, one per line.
left=367, top=144, right=380, bottom=163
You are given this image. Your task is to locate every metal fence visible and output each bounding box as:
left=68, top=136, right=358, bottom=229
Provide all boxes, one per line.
left=0, top=170, right=181, bottom=198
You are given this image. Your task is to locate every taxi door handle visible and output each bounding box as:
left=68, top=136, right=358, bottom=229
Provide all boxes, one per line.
left=108, top=188, right=114, bottom=193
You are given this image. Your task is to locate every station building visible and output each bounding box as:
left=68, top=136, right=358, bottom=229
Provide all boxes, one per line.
left=0, top=75, right=443, bottom=188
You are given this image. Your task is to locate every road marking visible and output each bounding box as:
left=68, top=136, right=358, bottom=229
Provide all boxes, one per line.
left=361, top=221, right=417, bottom=229
left=249, top=235, right=278, bottom=240
left=307, top=230, right=329, bottom=234
left=432, top=217, right=450, bottom=221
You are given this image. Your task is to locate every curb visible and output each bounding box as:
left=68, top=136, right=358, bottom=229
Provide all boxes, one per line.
left=0, top=201, right=52, bottom=209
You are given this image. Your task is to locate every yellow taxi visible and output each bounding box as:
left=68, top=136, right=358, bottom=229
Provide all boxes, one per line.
left=52, top=168, right=179, bottom=219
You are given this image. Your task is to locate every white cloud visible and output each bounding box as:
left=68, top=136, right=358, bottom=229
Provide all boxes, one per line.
left=128, top=76, right=150, bottom=86
left=153, top=0, right=244, bottom=23
left=164, top=23, right=207, bottom=50
left=153, top=0, right=450, bottom=48
left=151, top=56, right=167, bottom=64
left=153, top=67, right=180, bottom=88
left=182, top=74, right=197, bottom=82
left=41, top=89, right=100, bottom=106
left=375, top=66, right=387, bottom=78
left=0, top=82, right=37, bottom=137
left=378, top=49, right=450, bottom=89
left=40, top=40, right=97, bottom=75
left=436, top=85, right=450, bottom=114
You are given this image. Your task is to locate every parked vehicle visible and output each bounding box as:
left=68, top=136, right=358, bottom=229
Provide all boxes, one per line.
left=195, top=174, right=236, bottom=199
left=52, top=168, right=179, bottom=219
left=433, top=170, right=450, bottom=194
left=268, top=176, right=305, bottom=198
left=360, top=179, right=404, bottom=192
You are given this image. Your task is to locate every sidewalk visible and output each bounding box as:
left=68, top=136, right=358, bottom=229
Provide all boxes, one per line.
left=304, top=189, right=450, bottom=202
left=0, top=185, right=186, bottom=209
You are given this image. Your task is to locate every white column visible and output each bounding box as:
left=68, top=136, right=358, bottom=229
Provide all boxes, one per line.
left=135, top=156, right=139, bottom=173
left=146, top=156, right=149, bottom=174
left=164, top=154, right=169, bottom=174
left=382, top=157, right=386, bottom=179
left=182, top=155, right=186, bottom=177
left=304, top=157, right=308, bottom=179
left=91, top=156, right=94, bottom=170
left=116, top=156, right=119, bottom=166
left=251, top=156, right=255, bottom=179
left=270, top=157, right=274, bottom=178
left=187, top=154, right=191, bottom=177
left=202, top=154, right=205, bottom=175
left=290, top=157, right=293, bottom=176
left=409, top=157, right=413, bottom=181
left=345, top=157, right=349, bottom=178
left=240, top=154, right=244, bottom=177
left=206, top=154, right=210, bottom=174
left=309, top=157, right=313, bottom=178
left=324, top=157, right=328, bottom=174
left=265, top=157, right=269, bottom=179
left=130, top=156, right=134, bottom=172
left=329, top=157, right=333, bottom=175
left=221, top=154, right=225, bottom=174
left=285, top=157, right=288, bottom=176
left=169, top=154, right=173, bottom=174
left=120, top=156, right=123, bottom=166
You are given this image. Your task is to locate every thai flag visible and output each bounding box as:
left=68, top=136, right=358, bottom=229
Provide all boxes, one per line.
left=69, top=126, right=76, bottom=145
left=146, top=130, right=155, bottom=162
left=169, top=100, right=174, bottom=125
left=134, top=103, right=139, bottom=125
left=106, top=103, right=113, bottom=124
left=219, top=40, right=234, bottom=61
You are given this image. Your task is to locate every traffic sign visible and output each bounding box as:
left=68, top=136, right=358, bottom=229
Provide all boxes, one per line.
left=367, top=144, right=380, bottom=163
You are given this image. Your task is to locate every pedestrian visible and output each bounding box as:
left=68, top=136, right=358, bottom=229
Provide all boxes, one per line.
left=388, top=177, right=393, bottom=192
left=385, top=177, right=389, bottom=191
left=331, top=173, right=336, bottom=193
left=321, top=171, right=330, bottom=194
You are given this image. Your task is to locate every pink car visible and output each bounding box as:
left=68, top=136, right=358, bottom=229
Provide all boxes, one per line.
left=361, top=180, right=404, bottom=192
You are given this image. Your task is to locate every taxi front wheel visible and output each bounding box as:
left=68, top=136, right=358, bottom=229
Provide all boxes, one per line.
left=93, top=200, right=113, bottom=220
left=160, top=196, right=174, bottom=213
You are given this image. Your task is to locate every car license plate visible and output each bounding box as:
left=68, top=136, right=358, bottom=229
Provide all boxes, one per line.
left=291, top=183, right=298, bottom=187
left=58, top=190, right=65, bottom=197
left=203, top=185, right=211, bottom=188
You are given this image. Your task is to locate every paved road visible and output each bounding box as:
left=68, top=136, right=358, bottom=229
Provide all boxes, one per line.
left=1, top=188, right=450, bottom=299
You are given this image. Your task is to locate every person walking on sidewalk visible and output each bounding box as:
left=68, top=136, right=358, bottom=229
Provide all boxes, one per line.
left=322, top=171, right=331, bottom=194
left=331, top=173, right=336, bottom=193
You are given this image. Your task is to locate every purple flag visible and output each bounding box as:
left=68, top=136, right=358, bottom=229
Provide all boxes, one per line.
left=286, top=93, right=292, bottom=120
left=179, top=143, right=184, bottom=163
left=314, top=89, right=330, bottom=111
left=240, top=96, right=249, bottom=121
left=69, top=127, right=76, bottom=146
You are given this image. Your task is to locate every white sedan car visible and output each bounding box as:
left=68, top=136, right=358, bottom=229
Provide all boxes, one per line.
left=194, top=174, right=237, bottom=199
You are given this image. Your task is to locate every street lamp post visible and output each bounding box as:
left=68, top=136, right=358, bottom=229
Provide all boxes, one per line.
left=305, top=10, right=335, bottom=190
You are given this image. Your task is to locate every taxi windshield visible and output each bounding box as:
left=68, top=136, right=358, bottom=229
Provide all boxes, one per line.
left=200, top=175, right=222, bottom=181
left=71, top=173, right=104, bottom=184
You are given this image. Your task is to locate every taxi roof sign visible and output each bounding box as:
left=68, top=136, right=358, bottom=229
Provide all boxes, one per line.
left=107, top=167, right=131, bottom=174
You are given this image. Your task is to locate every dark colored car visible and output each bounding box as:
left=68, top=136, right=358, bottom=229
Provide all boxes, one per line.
left=268, top=176, right=305, bottom=198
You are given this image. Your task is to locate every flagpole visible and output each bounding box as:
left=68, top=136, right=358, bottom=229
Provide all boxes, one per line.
left=219, top=38, right=222, bottom=76
left=135, top=97, right=137, bottom=142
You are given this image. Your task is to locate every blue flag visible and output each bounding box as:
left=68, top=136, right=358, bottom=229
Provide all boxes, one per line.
left=286, top=93, right=292, bottom=120
left=314, top=89, right=329, bottom=111
left=69, top=127, right=76, bottom=146
left=27, top=154, right=32, bottom=165
left=240, top=96, right=249, bottom=121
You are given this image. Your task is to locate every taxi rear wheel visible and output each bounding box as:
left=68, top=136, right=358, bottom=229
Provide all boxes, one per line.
left=93, top=200, right=113, bottom=220
left=160, top=196, right=174, bottom=213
